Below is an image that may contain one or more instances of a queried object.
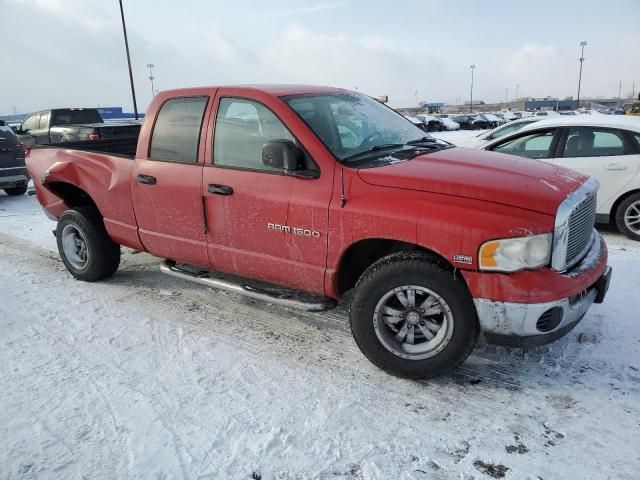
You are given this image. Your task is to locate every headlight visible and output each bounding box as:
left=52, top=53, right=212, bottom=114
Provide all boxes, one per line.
left=479, top=233, right=552, bottom=272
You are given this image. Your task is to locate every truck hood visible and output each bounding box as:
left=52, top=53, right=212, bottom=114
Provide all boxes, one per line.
left=356, top=147, right=587, bottom=216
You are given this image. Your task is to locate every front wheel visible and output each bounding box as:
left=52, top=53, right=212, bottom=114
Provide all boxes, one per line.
left=350, top=253, right=479, bottom=378
left=56, top=207, right=121, bottom=281
left=615, top=193, right=640, bottom=241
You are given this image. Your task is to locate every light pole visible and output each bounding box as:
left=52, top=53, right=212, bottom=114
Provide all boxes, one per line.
left=118, top=0, right=139, bottom=120
left=470, top=65, right=475, bottom=113
left=147, top=63, right=156, bottom=98
left=576, top=41, right=587, bottom=109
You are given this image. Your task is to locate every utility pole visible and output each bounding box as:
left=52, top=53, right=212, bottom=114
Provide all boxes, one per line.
left=505, top=88, right=509, bottom=106
left=147, top=63, right=156, bottom=98
left=618, top=80, right=622, bottom=99
left=470, top=65, right=475, bottom=113
left=118, top=0, right=139, bottom=120
left=576, top=41, right=587, bottom=109
left=515, top=84, right=519, bottom=102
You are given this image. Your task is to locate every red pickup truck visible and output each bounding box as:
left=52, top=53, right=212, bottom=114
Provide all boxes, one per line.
left=26, top=85, right=611, bottom=378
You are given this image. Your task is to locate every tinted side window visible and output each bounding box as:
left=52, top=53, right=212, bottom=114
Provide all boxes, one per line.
left=214, top=98, right=295, bottom=172
left=51, top=109, right=102, bottom=126
left=563, top=127, right=625, bottom=157
left=149, top=97, right=208, bottom=163
left=492, top=130, right=555, bottom=159
left=21, top=115, right=38, bottom=132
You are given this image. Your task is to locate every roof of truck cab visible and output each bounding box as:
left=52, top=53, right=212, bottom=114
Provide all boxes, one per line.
left=161, top=84, right=348, bottom=97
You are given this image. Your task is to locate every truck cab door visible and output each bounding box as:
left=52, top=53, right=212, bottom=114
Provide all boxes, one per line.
left=131, top=96, right=211, bottom=267
left=202, top=95, right=333, bottom=295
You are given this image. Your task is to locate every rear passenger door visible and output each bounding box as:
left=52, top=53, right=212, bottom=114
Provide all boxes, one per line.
left=131, top=96, right=210, bottom=267
left=553, top=127, right=640, bottom=211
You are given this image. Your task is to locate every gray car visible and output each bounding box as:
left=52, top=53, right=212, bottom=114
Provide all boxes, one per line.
left=0, top=120, right=29, bottom=195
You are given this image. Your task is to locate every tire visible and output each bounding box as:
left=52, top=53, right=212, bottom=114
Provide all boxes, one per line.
left=615, top=193, right=640, bottom=241
left=56, top=206, right=120, bottom=281
left=350, top=252, right=479, bottom=379
left=4, top=185, right=27, bottom=196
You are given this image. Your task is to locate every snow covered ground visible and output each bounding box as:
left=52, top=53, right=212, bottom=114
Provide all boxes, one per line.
left=1, top=192, right=639, bottom=479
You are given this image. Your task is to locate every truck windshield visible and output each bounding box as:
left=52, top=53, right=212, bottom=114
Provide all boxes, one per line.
left=51, top=109, right=103, bottom=126
left=283, top=92, right=447, bottom=162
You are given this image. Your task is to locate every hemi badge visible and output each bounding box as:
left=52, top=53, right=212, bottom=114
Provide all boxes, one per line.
left=454, top=254, right=473, bottom=265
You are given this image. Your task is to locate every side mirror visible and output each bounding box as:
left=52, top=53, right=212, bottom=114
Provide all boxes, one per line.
left=262, top=139, right=303, bottom=171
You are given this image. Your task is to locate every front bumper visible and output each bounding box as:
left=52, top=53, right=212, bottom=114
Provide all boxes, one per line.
left=473, top=233, right=612, bottom=347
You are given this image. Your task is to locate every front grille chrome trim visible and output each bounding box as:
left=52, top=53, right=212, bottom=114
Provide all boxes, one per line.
left=551, top=177, right=599, bottom=272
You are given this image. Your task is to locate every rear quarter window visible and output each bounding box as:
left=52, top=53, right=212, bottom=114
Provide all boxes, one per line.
left=149, top=97, right=208, bottom=163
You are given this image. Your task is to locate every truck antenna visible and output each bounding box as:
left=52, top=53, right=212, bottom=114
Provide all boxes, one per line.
left=340, top=168, right=346, bottom=208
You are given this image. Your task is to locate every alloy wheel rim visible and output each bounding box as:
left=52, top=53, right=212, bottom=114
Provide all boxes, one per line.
left=624, top=201, right=640, bottom=234
left=61, top=224, right=89, bottom=269
left=373, top=285, right=454, bottom=360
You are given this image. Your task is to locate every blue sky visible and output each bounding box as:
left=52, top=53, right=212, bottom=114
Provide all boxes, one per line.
left=2, top=0, right=639, bottom=114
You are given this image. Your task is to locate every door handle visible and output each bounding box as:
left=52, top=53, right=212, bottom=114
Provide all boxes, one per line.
left=136, top=174, right=157, bottom=185
left=208, top=184, right=233, bottom=195
left=604, top=163, right=627, bottom=171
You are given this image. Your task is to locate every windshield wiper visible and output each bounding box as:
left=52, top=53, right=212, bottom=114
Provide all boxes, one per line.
left=406, top=137, right=441, bottom=145
left=371, top=143, right=404, bottom=151
left=343, top=143, right=405, bottom=161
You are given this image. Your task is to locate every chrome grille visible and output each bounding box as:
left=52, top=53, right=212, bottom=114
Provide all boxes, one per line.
left=565, top=193, right=597, bottom=266
left=551, top=177, right=599, bottom=272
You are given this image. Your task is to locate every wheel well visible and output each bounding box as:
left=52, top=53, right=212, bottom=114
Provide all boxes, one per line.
left=336, top=239, right=453, bottom=295
left=610, top=189, right=640, bottom=222
left=48, top=182, right=98, bottom=212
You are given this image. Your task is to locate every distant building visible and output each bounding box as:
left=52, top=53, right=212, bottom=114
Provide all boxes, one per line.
left=419, top=101, right=445, bottom=113
left=524, top=99, right=578, bottom=111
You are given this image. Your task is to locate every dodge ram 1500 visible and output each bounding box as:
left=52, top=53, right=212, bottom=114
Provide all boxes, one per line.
left=26, top=85, right=612, bottom=378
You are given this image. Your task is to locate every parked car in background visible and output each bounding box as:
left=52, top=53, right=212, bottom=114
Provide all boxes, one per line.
left=403, top=115, right=429, bottom=132
left=415, top=114, right=444, bottom=132
left=453, top=117, right=542, bottom=148
left=483, top=116, right=640, bottom=240
left=0, top=120, right=29, bottom=196
left=453, top=115, right=489, bottom=130
left=16, top=108, right=141, bottom=147
left=435, top=115, right=460, bottom=131
left=534, top=110, right=561, bottom=117
left=478, top=113, right=504, bottom=129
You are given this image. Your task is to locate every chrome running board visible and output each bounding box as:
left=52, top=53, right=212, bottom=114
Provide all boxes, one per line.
left=160, top=260, right=336, bottom=312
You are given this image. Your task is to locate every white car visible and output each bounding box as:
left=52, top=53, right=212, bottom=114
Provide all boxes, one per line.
left=453, top=117, right=543, bottom=148
left=482, top=115, right=640, bottom=240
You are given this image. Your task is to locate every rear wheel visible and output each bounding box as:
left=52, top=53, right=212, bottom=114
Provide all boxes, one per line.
left=615, top=193, right=640, bottom=241
left=3, top=185, right=27, bottom=196
left=56, top=207, right=120, bottom=281
left=350, top=252, right=479, bottom=378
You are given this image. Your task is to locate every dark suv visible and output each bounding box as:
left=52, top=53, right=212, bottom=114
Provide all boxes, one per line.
left=0, top=120, right=29, bottom=195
